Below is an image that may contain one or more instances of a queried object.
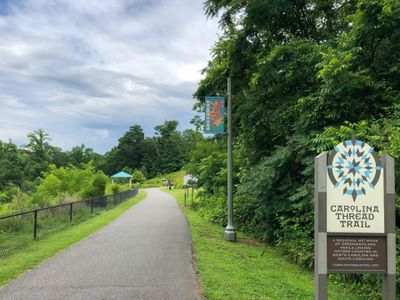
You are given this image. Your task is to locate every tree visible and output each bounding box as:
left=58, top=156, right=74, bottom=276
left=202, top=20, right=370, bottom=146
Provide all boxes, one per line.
left=25, top=129, right=52, bottom=160
left=181, top=129, right=204, bottom=162
left=49, top=146, right=70, bottom=168
left=0, top=140, right=23, bottom=191
left=67, top=144, right=103, bottom=169
left=139, top=138, right=159, bottom=178
left=102, top=147, right=121, bottom=176
left=154, top=121, right=185, bottom=174
left=23, top=129, right=53, bottom=182
left=132, top=169, right=146, bottom=184
left=116, top=125, right=145, bottom=170
left=102, top=125, right=145, bottom=175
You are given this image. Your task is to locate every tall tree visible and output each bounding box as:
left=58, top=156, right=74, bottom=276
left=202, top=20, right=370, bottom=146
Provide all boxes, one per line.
left=23, top=129, right=53, bottom=182
left=117, top=124, right=145, bottom=170
left=154, top=120, right=185, bottom=174
left=139, top=137, right=159, bottom=178
left=181, top=129, right=204, bottom=161
left=0, top=140, right=23, bottom=190
left=103, top=124, right=146, bottom=175
left=67, top=144, right=103, bottom=168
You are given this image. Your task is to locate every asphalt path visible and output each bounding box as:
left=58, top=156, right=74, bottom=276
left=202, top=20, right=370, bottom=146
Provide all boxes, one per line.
left=0, top=188, right=200, bottom=300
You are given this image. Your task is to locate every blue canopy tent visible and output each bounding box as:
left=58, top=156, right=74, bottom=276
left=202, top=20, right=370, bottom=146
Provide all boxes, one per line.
left=111, top=171, right=133, bottom=187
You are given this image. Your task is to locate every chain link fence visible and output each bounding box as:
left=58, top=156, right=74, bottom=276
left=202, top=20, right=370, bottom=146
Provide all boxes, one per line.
left=0, top=188, right=138, bottom=258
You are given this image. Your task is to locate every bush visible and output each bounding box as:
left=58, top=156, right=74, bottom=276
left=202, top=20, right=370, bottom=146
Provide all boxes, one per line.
left=132, top=169, right=146, bottom=184
left=105, top=183, right=121, bottom=195
left=0, top=184, right=21, bottom=204
left=25, top=163, right=108, bottom=207
left=105, top=182, right=131, bottom=195
left=81, top=172, right=108, bottom=199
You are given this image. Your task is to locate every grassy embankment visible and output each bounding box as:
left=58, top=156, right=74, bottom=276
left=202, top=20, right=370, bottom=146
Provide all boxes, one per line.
left=167, top=188, right=363, bottom=300
left=142, top=170, right=185, bottom=188
left=0, top=190, right=146, bottom=286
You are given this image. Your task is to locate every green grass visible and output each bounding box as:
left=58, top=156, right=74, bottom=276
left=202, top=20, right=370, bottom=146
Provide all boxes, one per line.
left=1, top=202, right=115, bottom=258
left=142, top=170, right=186, bottom=188
left=167, top=189, right=362, bottom=300
left=0, top=190, right=146, bottom=286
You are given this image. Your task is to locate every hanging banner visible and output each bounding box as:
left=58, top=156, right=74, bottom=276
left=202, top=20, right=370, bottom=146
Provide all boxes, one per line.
left=204, top=96, right=225, bottom=134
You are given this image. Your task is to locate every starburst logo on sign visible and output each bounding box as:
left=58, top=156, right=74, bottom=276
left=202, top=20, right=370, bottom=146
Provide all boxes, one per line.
left=327, top=138, right=382, bottom=201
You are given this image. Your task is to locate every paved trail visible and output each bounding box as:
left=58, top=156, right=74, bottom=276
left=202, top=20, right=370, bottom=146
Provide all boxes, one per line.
left=0, top=188, right=200, bottom=300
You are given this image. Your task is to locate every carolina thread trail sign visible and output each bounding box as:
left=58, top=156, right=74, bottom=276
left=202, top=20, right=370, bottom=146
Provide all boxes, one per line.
left=314, top=138, right=396, bottom=299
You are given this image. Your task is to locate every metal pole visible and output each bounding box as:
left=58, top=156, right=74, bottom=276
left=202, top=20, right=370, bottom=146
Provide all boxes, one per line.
left=314, top=153, right=328, bottom=300
left=69, top=203, right=73, bottom=222
left=224, top=77, right=236, bottom=242
left=33, top=209, right=38, bottom=240
left=381, top=154, right=396, bottom=300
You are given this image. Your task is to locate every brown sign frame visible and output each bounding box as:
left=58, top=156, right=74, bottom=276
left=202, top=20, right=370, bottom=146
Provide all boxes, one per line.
left=314, top=150, right=396, bottom=300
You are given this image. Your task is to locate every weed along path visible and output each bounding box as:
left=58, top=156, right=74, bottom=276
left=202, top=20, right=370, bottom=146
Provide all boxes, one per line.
left=0, top=188, right=200, bottom=300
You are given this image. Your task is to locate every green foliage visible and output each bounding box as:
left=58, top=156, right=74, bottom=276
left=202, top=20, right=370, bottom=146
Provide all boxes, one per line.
left=30, top=164, right=108, bottom=207
left=0, top=190, right=29, bottom=215
left=131, top=169, right=145, bottom=184
left=0, top=121, right=199, bottom=216
left=110, top=183, right=121, bottom=195
left=191, top=0, right=400, bottom=297
left=0, top=141, right=23, bottom=191
left=142, top=170, right=186, bottom=188
left=0, top=185, right=20, bottom=205
left=0, top=164, right=109, bottom=214
left=185, top=138, right=226, bottom=193
left=81, top=172, right=108, bottom=199
left=0, top=129, right=104, bottom=201
left=141, top=176, right=164, bottom=188
left=102, top=121, right=202, bottom=178
left=104, top=182, right=131, bottom=195
left=66, top=144, right=103, bottom=169
left=154, top=120, right=185, bottom=174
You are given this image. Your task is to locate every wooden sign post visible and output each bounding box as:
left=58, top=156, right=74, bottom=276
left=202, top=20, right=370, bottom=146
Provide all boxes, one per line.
left=314, top=138, right=396, bottom=299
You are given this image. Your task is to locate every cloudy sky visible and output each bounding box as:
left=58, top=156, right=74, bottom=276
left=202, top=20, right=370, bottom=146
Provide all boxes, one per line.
left=0, top=0, right=219, bottom=153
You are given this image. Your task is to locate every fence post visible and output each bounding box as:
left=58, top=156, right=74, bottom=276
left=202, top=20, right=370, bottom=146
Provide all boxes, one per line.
left=91, top=198, right=94, bottom=213
left=104, top=196, right=107, bottom=208
left=33, top=209, right=38, bottom=240
left=69, top=203, right=73, bottom=222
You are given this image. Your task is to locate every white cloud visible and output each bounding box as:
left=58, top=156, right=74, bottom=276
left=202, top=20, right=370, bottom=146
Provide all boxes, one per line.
left=0, top=0, right=219, bottom=153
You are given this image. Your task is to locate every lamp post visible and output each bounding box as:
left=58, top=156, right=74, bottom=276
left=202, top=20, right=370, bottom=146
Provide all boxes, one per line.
left=224, top=77, right=237, bottom=242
